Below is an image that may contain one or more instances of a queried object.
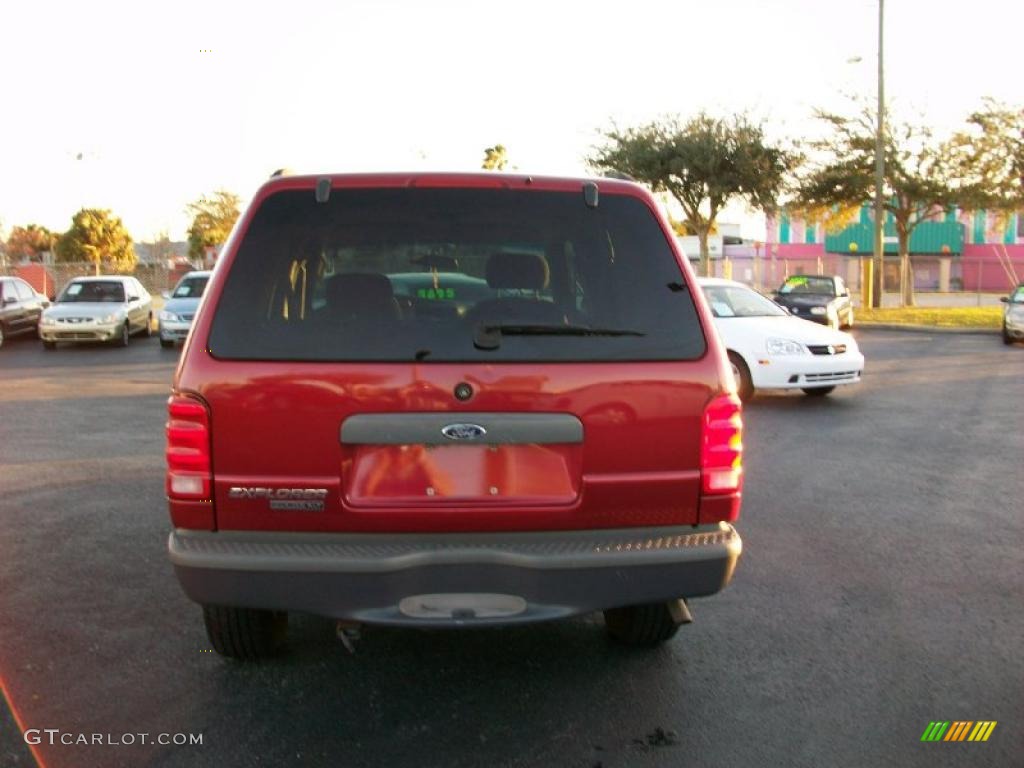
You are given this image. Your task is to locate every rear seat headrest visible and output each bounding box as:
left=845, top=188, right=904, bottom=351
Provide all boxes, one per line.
left=325, top=273, right=397, bottom=316
left=485, top=252, right=550, bottom=290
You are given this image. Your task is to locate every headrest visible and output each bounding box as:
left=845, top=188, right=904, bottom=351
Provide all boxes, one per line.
left=325, top=273, right=396, bottom=315
left=485, top=252, right=550, bottom=290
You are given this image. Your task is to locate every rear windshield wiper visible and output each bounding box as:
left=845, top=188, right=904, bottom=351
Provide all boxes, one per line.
left=473, top=323, right=645, bottom=350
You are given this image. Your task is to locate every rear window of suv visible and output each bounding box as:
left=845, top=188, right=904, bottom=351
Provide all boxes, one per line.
left=208, top=187, right=705, bottom=362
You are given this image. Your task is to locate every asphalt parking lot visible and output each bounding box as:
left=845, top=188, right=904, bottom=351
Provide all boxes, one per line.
left=1, top=330, right=1021, bottom=768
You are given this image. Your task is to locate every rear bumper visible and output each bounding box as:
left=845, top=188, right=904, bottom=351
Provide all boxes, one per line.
left=169, top=523, right=741, bottom=626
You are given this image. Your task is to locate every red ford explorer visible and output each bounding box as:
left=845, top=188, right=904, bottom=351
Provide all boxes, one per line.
left=166, top=172, right=743, bottom=659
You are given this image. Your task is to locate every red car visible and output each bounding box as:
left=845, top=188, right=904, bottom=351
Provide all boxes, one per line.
left=166, top=172, right=743, bottom=659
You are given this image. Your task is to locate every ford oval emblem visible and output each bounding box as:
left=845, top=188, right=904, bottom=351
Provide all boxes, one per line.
left=441, top=423, right=487, bottom=441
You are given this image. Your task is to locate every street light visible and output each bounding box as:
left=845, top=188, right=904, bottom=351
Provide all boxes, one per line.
left=872, top=0, right=885, bottom=309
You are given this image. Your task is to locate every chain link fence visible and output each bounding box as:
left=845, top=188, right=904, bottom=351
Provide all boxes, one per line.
left=711, top=249, right=1021, bottom=298
left=0, top=262, right=191, bottom=299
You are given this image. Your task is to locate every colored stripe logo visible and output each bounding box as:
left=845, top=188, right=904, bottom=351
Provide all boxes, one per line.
left=921, top=721, right=997, bottom=742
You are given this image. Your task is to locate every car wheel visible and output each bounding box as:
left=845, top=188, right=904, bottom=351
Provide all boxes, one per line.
left=144, top=313, right=153, bottom=337
left=1004, top=325, right=1012, bottom=345
left=160, top=337, right=175, bottom=349
left=727, top=352, right=754, bottom=401
left=0, top=323, right=4, bottom=349
left=604, top=601, right=687, bottom=647
left=802, top=386, right=836, bottom=397
left=43, top=340, right=56, bottom=350
left=202, top=605, right=288, bottom=660
left=115, top=322, right=129, bottom=347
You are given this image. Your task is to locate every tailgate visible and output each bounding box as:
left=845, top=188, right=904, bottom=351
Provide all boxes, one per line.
left=202, top=363, right=713, bottom=533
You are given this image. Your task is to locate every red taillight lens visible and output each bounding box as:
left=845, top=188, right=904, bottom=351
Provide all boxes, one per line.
left=166, top=395, right=211, bottom=500
left=701, top=393, right=743, bottom=495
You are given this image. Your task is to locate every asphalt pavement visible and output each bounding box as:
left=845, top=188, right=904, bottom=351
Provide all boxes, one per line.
left=0, top=330, right=1021, bottom=767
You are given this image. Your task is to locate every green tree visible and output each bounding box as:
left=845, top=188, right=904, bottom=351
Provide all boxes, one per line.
left=481, top=144, right=508, bottom=171
left=796, top=105, right=962, bottom=306
left=56, top=209, right=135, bottom=274
left=590, top=114, right=795, bottom=276
left=5, top=224, right=57, bottom=263
left=948, top=99, right=1024, bottom=218
left=186, top=190, right=241, bottom=261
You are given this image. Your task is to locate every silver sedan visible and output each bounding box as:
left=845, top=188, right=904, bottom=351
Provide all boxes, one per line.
left=38, top=276, right=153, bottom=348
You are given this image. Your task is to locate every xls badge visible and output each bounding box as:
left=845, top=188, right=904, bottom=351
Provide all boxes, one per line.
left=228, top=487, right=328, bottom=512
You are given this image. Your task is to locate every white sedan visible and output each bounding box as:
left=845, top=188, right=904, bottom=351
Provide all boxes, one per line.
left=38, top=276, right=153, bottom=349
left=699, top=278, right=864, bottom=400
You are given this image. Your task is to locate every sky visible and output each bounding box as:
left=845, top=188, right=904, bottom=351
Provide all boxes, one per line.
left=2, top=0, right=1022, bottom=243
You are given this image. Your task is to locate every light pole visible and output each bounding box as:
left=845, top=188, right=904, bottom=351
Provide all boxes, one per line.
left=872, top=0, right=885, bottom=308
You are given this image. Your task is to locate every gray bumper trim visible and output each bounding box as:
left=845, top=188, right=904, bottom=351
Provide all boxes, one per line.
left=340, top=412, right=583, bottom=445
left=169, top=524, right=741, bottom=625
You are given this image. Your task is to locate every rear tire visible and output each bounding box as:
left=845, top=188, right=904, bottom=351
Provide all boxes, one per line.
left=160, top=337, right=175, bottom=349
left=802, top=386, right=835, bottom=397
left=604, top=601, right=685, bottom=647
left=727, top=352, right=754, bottom=401
left=144, top=313, right=153, bottom=337
left=202, top=605, right=288, bottom=660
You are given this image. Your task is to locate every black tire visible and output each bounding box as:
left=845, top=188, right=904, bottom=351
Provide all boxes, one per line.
left=0, top=323, right=5, bottom=349
left=202, top=605, right=287, bottom=660
left=1004, top=326, right=1012, bottom=345
left=802, top=386, right=835, bottom=397
left=114, top=322, right=129, bottom=347
left=43, top=340, right=56, bottom=350
left=604, top=602, right=683, bottom=647
left=727, top=351, right=754, bottom=401
left=160, top=337, right=175, bottom=349
left=143, top=313, right=153, bottom=337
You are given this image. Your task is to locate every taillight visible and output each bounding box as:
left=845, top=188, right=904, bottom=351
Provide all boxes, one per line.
left=166, top=394, right=211, bottom=500
left=701, top=393, right=743, bottom=495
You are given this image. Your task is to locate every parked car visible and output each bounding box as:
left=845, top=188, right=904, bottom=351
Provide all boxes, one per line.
left=772, top=274, right=854, bottom=330
left=0, top=276, right=49, bottom=348
left=1001, top=284, right=1024, bottom=345
left=699, top=277, right=864, bottom=400
left=166, top=172, right=744, bottom=659
left=159, top=270, right=212, bottom=348
left=38, top=276, right=153, bottom=348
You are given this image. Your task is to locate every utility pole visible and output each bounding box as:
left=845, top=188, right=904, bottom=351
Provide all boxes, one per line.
left=872, top=0, right=885, bottom=308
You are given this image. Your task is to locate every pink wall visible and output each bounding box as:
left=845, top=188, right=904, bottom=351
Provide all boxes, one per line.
left=770, top=244, right=823, bottom=259
left=961, top=244, right=1024, bottom=292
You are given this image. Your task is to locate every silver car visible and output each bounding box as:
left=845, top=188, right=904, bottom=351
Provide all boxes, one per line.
left=39, top=276, right=153, bottom=349
left=159, top=271, right=211, bottom=348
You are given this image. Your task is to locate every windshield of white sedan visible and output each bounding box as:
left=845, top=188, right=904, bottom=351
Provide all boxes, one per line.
left=57, top=281, right=125, bottom=303
left=703, top=285, right=787, bottom=318
left=173, top=276, right=209, bottom=299
left=208, top=187, right=705, bottom=362
left=779, top=276, right=835, bottom=295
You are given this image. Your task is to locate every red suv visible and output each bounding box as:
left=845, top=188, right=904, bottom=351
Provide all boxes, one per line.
left=166, top=173, right=743, bottom=659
